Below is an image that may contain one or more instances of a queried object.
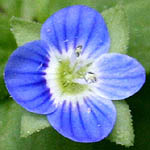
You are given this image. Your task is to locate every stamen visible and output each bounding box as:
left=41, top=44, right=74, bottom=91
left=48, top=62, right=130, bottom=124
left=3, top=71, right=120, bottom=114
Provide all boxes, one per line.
left=75, top=45, right=82, bottom=57
left=73, top=72, right=97, bottom=85
left=84, top=72, right=97, bottom=84
left=73, top=78, right=87, bottom=85
left=70, top=45, right=82, bottom=68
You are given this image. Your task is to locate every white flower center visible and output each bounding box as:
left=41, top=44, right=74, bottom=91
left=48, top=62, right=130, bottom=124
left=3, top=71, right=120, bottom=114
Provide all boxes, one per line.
left=44, top=46, right=99, bottom=104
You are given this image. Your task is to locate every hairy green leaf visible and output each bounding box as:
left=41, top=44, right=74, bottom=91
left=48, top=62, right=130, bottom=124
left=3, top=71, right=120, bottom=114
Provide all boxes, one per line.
left=10, top=17, right=41, bottom=46
left=108, top=100, right=134, bottom=147
left=102, top=5, right=129, bottom=54
left=0, top=100, right=23, bottom=150
left=20, top=111, right=50, bottom=138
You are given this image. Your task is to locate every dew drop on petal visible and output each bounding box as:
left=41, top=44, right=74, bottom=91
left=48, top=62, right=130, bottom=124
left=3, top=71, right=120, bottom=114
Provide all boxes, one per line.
left=64, top=39, right=69, bottom=43
left=97, top=124, right=101, bottom=127
left=87, top=107, right=91, bottom=113
left=47, top=28, right=51, bottom=32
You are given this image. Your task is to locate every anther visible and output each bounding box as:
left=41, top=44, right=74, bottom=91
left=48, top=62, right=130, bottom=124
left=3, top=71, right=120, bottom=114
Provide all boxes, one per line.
left=75, top=45, right=82, bottom=57
left=84, top=72, right=97, bottom=84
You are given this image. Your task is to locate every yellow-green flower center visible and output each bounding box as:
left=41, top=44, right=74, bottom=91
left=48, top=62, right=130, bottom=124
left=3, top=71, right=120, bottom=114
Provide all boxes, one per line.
left=56, top=59, right=88, bottom=95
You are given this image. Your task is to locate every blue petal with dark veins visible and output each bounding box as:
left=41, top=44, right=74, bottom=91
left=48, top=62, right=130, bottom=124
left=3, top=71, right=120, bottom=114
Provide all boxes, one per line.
left=47, top=96, right=116, bottom=143
left=4, top=40, right=57, bottom=114
left=95, top=53, right=146, bottom=100
left=41, top=5, right=110, bottom=58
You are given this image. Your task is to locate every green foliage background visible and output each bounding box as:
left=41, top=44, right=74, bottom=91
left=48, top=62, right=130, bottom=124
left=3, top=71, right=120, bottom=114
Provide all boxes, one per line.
left=0, top=0, right=150, bottom=150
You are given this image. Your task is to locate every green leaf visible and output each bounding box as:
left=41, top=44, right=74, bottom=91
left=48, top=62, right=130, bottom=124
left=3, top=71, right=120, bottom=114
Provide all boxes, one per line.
left=20, top=111, right=50, bottom=138
left=10, top=17, right=41, bottom=46
left=0, top=99, right=23, bottom=150
left=102, top=5, right=129, bottom=54
left=108, top=100, right=134, bottom=147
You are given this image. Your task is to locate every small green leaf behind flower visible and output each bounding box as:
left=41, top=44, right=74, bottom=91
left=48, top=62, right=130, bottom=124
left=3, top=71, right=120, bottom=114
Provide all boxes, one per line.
left=102, top=5, right=129, bottom=54
left=108, top=101, right=134, bottom=147
left=20, top=111, right=50, bottom=138
left=10, top=17, right=41, bottom=46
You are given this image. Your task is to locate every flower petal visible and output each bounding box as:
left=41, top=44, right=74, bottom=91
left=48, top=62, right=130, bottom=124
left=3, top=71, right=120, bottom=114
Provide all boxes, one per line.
left=4, top=40, right=57, bottom=114
left=94, top=53, right=146, bottom=100
left=41, top=5, right=110, bottom=58
left=47, top=96, right=116, bottom=143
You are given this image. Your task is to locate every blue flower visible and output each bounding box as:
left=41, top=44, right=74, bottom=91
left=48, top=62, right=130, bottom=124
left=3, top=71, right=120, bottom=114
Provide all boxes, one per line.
left=4, top=5, right=145, bottom=143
